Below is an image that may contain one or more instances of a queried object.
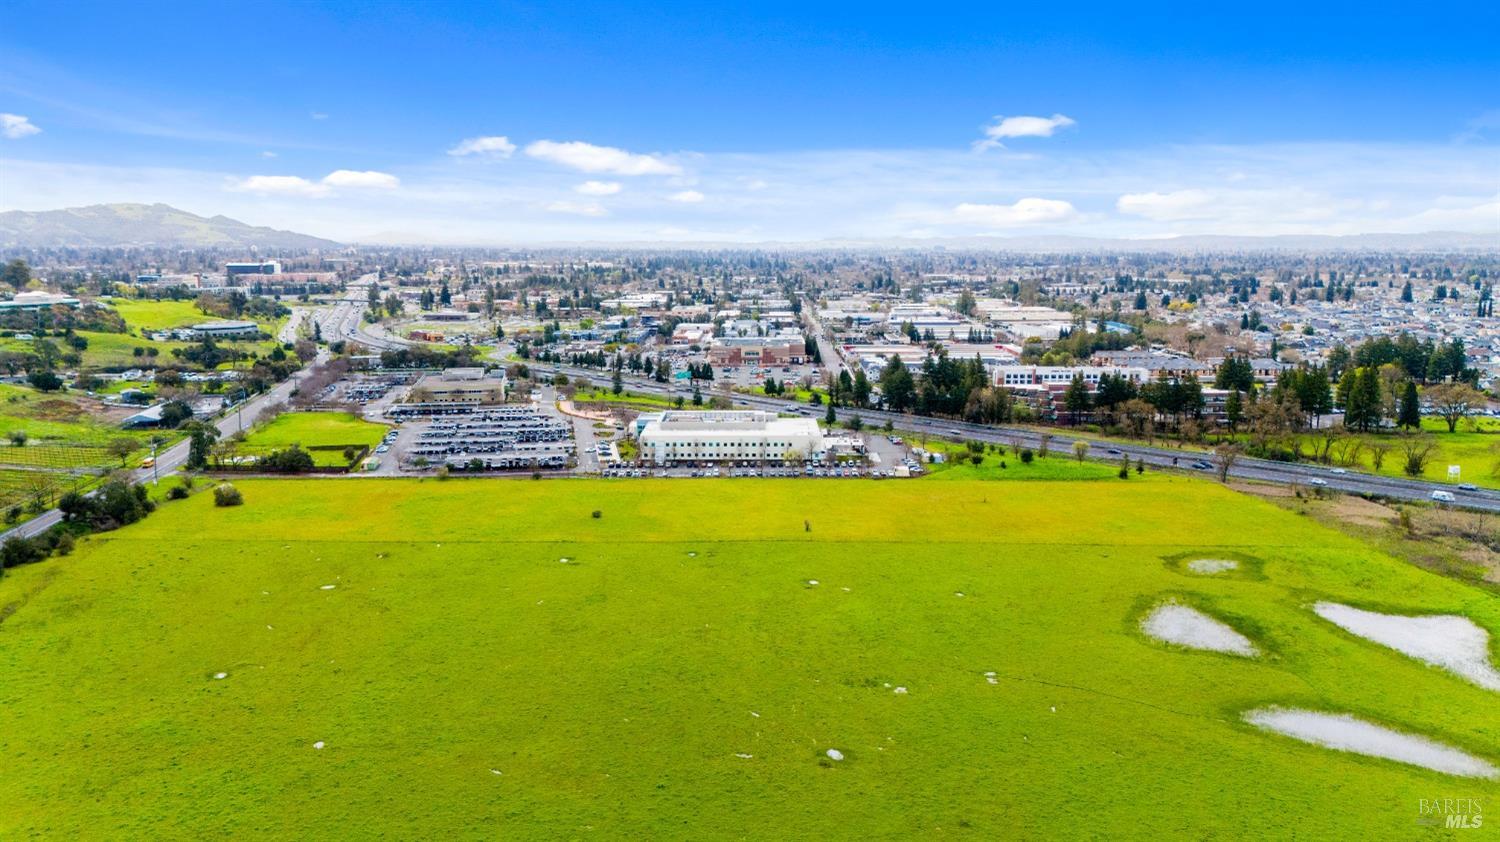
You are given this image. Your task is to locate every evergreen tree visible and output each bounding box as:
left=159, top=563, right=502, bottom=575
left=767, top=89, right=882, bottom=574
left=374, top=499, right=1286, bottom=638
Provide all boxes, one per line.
left=1063, top=373, right=1092, bottom=425
left=1397, top=381, right=1421, bottom=430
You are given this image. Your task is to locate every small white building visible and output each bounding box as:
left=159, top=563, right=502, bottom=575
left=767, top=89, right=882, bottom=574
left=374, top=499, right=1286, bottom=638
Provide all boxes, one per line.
left=635, top=410, right=825, bottom=464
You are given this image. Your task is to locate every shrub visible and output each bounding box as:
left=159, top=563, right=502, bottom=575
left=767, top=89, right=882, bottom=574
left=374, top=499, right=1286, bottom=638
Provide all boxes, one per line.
left=1019, top=448, right=1034, bottom=464
left=257, top=446, right=315, bottom=473
left=213, top=484, right=244, bottom=507
left=166, top=485, right=190, bottom=500
left=0, top=536, right=47, bottom=568
left=591, top=510, right=602, bottom=519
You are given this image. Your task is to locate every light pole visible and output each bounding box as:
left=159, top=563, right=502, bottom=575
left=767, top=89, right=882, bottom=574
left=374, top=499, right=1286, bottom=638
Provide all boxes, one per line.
left=150, top=440, right=159, bottom=485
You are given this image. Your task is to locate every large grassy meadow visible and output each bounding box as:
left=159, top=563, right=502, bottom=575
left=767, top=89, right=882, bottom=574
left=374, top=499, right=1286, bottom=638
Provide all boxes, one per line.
left=2, top=476, right=1497, bottom=839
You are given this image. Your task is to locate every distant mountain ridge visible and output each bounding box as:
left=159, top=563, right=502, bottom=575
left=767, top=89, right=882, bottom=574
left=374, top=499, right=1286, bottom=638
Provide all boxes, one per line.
left=0, top=203, right=340, bottom=249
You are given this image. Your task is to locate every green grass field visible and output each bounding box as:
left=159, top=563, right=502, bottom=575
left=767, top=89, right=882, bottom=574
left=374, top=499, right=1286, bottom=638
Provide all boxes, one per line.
left=237, top=412, right=388, bottom=467
left=1318, top=418, right=1500, bottom=489
left=2, top=477, right=1497, bottom=838
left=106, top=298, right=209, bottom=331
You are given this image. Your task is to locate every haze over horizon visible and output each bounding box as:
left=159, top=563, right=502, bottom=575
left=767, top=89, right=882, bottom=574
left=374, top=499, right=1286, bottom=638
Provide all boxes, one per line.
left=1, top=1, right=1497, bottom=245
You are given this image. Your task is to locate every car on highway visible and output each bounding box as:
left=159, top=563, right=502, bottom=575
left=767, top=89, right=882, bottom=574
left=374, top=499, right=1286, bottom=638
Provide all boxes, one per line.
left=1308, top=478, right=1327, bottom=486
left=1431, top=490, right=1456, bottom=502
left=1330, top=468, right=1347, bottom=474
left=1458, top=483, right=1477, bottom=491
left=1106, top=448, right=1123, bottom=456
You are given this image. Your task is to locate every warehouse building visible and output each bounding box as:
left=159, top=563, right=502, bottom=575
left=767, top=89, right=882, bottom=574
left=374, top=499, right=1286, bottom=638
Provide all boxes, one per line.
left=634, top=410, right=825, bottom=464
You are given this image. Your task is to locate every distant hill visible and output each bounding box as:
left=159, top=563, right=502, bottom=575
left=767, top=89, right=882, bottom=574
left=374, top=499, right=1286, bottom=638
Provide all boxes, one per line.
left=0, top=203, right=340, bottom=250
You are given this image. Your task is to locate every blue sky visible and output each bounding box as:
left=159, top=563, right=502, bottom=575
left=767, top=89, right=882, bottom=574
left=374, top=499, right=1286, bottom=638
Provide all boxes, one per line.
left=1, top=1, right=1496, bottom=243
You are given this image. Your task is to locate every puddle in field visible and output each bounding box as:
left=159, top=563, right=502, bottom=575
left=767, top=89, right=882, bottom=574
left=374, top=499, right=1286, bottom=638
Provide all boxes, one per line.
left=1141, top=603, right=1256, bottom=656
left=1244, top=707, right=1497, bottom=778
left=1313, top=602, right=1500, bottom=691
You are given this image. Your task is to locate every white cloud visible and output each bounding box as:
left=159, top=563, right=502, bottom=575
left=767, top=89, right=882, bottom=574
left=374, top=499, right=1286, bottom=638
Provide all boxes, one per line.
left=974, top=113, right=1075, bottom=151
left=448, top=135, right=517, bottom=158
left=1, top=113, right=41, bottom=139
left=950, top=198, right=1078, bottom=227
left=525, top=140, right=681, bottom=175
left=228, top=175, right=330, bottom=197
left=310, top=112, right=329, bottom=120
left=668, top=189, right=705, bottom=203
left=544, top=200, right=607, bottom=217
left=1116, top=189, right=1215, bottom=221
left=574, top=180, right=622, bottom=196
left=259, top=150, right=278, bottom=159
left=322, top=169, right=400, bottom=189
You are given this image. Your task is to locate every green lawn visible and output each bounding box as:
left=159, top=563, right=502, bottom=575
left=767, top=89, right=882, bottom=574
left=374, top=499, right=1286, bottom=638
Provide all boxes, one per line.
left=106, top=298, right=210, bottom=331
left=2, top=477, right=1496, bottom=838
left=237, top=411, right=388, bottom=467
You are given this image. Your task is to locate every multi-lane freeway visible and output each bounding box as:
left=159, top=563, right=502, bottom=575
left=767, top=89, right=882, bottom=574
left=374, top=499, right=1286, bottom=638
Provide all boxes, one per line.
left=547, top=361, right=1500, bottom=513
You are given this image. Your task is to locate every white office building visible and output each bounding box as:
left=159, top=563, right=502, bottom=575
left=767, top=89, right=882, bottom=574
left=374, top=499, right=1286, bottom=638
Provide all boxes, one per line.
left=635, top=410, right=826, bottom=464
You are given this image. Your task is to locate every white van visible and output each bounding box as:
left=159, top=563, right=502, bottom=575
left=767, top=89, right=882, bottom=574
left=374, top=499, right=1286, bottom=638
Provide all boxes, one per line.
left=1430, top=490, right=1456, bottom=503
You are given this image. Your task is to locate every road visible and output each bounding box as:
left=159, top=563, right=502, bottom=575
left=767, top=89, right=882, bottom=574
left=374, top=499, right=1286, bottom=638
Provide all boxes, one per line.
left=0, top=359, right=319, bottom=541
left=549, top=361, right=1500, bottom=513
left=800, top=307, right=848, bottom=377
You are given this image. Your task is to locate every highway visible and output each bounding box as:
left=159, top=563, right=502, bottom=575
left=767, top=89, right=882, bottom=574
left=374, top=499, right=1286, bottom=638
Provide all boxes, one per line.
left=548, top=361, right=1500, bottom=513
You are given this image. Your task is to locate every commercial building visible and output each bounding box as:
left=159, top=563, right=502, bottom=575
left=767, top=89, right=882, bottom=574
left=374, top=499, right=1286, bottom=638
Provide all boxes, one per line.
left=225, top=260, right=281, bottom=277
left=408, top=367, right=508, bottom=405
left=190, top=320, right=261, bottom=339
left=0, top=291, right=81, bottom=311
left=635, top=410, right=826, bottom=464
left=706, top=335, right=807, bottom=366
left=995, top=366, right=1150, bottom=388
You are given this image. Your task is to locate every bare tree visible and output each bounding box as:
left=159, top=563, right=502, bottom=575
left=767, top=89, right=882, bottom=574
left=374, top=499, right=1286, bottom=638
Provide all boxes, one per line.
left=1426, top=383, right=1486, bottom=433
left=1212, top=443, right=1240, bottom=483
left=1399, top=435, right=1437, bottom=478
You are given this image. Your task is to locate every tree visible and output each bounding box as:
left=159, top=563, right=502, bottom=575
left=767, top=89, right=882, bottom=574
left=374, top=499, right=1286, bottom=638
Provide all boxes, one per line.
left=1072, top=440, right=1090, bottom=462
left=1399, top=435, right=1436, bottom=477
left=878, top=356, right=916, bottom=412
left=954, top=289, right=977, bottom=317
left=1062, top=373, right=1092, bottom=425
left=1224, top=390, right=1244, bottom=433
left=852, top=369, right=871, bottom=408
left=1212, top=443, right=1240, bottom=483
left=0, top=258, right=31, bottom=289
left=159, top=400, right=194, bottom=429
left=824, top=401, right=837, bottom=426
left=1400, top=281, right=1413, bottom=302
left=1341, top=367, right=1382, bottom=433
left=27, top=370, right=63, bottom=392
left=611, top=367, right=623, bottom=396
left=1425, top=383, right=1485, bottom=433
left=107, top=437, right=138, bottom=466
left=1397, top=381, right=1421, bottom=430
